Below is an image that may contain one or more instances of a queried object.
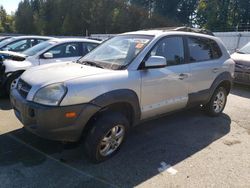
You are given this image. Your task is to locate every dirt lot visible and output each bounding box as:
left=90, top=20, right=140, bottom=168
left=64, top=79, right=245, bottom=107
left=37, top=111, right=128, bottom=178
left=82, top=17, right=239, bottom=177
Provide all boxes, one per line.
left=0, top=84, right=250, bottom=188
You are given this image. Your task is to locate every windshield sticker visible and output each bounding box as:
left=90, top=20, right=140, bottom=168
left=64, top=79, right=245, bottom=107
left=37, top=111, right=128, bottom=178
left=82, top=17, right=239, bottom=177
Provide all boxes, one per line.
left=135, top=43, right=145, bottom=49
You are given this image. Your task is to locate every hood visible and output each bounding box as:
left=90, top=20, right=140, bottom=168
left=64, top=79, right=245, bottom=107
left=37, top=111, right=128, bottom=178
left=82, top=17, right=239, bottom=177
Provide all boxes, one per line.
left=231, top=53, right=250, bottom=72
left=0, top=50, right=27, bottom=61
left=4, top=59, right=32, bottom=72
left=21, top=62, right=115, bottom=86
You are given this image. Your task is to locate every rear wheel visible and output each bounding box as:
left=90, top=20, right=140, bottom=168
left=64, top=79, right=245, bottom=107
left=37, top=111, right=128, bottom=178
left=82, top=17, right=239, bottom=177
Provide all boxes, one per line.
left=84, top=112, right=130, bottom=163
left=205, top=87, right=227, bottom=116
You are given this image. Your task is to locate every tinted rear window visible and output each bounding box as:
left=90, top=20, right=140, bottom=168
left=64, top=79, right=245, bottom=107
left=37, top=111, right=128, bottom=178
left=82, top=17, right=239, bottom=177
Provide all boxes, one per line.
left=188, top=37, right=222, bottom=63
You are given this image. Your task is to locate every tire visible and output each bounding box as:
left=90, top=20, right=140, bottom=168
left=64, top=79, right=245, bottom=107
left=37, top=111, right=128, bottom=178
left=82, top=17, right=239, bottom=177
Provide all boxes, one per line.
left=5, top=73, right=21, bottom=95
left=205, top=87, right=227, bottom=117
left=84, top=112, right=130, bottom=163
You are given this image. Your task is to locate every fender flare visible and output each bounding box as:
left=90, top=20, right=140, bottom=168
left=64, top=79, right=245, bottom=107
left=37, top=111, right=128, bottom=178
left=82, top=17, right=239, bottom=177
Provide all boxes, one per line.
left=187, top=72, right=233, bottom=107
left=209, top=72, right=233, bottom=97
left=90, top=89, right=141, bottom=124
left=1, top=70, right=25, bottom=88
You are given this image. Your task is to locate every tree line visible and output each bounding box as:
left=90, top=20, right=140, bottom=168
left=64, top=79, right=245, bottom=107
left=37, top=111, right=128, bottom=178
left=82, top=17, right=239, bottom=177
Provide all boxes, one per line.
left=0, top=0, right=250, bottom=35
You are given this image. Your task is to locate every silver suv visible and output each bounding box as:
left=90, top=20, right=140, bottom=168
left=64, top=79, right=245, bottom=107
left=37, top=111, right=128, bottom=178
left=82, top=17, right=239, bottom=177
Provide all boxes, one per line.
left=10, top=30, right=235, bottom=163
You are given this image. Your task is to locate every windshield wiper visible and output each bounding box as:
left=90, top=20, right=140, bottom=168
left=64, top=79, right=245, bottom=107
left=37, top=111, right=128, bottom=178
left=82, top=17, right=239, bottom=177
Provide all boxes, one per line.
left=237, top=51, right=245, bottom=54
left=77, top=60, right=104, bottom=69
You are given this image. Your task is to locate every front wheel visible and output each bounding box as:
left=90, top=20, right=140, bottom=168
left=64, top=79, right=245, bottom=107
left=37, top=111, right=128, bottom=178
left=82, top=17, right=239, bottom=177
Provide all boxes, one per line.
left=205, top=87, right=227, bottom=116
left=84, top=112, right=130, bottom=163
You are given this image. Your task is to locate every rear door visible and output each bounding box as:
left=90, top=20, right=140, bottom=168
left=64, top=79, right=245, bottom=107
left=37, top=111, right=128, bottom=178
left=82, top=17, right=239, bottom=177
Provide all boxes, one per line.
left=140, top=36, right=190, bottom=119
left=186, top=36, right=223, bottom=93
left=39, top=42, right=82, bottom=65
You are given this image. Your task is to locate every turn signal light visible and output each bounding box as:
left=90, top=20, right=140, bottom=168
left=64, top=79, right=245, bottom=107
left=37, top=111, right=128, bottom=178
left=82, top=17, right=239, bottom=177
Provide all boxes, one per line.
left=65, top=112, right=77, bottom=118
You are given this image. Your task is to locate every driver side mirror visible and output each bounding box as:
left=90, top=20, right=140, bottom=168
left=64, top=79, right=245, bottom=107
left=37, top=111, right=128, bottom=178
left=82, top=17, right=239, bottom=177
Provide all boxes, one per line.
left=144, top=56, right=167, bottom=69
left=42, top=52, right=53, bottom=59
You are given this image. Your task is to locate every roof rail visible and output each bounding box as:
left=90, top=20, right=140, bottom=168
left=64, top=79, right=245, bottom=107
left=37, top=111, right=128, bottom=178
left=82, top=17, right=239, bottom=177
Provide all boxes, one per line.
left=144, top=26, right=214, bottom=36
left=172, top=26, right=214, bottom=36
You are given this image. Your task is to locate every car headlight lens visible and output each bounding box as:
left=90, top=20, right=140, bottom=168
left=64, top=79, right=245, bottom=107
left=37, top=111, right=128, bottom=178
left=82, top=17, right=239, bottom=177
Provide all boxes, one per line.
left=33, top=83, right=67, bottom=106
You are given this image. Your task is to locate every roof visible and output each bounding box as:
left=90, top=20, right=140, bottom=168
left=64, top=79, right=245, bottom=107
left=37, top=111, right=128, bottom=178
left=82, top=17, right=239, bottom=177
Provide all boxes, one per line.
left=49, top=38, right=102, bottom=44
left=122, top=27, right=215, bottom=38
left=11, top=35, right=54, bottom=40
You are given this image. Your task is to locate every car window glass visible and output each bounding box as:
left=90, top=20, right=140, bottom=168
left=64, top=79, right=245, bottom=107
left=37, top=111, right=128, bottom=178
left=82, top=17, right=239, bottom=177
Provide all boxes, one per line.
left=0, top=38, right=15, bottom=48
left=6, top=39, right=30, bottom=52
left=188, top=37, right=216, bottom=62
left=45, top=42, right=81, bottom=58
left=82, top=43, right=99, bottom=56
left=150, top=37, right=184, bottom=66
left=210, top=40, right=222, bottom=58
left=82, top=35, right=152, bottom=69
left=23, top=41, right=55, bottom=56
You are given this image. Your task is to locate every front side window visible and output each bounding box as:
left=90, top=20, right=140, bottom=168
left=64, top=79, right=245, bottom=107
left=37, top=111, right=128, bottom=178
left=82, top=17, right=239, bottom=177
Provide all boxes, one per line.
left=5, top=39, right=30, bottom=52
left=45, top=42, right=81, bottom=58
left=188, top=37, right=221, bottom=63
left=149, top=36, right=185, bottom=66
left=80, top=35, right=153, bottom=69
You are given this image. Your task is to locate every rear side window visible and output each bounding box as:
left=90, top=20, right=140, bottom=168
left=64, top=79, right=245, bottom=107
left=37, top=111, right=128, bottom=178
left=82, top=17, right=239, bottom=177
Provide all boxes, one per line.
left=187, top=37, right=222, bottom=63
left=82, top=43, right=99, bottom=56
left=150, top=36, right=185, bottom=66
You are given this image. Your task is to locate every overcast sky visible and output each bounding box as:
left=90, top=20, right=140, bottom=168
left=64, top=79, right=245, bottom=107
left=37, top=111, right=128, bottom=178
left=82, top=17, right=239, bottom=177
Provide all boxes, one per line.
left=0, top=0, right=21, bottom=14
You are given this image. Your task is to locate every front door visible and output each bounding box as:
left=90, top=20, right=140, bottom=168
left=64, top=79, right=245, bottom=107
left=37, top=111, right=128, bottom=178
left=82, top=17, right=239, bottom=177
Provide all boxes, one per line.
left=140, top=36, right=190, bottom=119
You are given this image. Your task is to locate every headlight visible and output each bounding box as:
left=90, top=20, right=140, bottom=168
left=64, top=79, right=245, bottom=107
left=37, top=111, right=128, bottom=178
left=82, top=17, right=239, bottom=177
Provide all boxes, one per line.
left=33, top=83, right=67, bottom=106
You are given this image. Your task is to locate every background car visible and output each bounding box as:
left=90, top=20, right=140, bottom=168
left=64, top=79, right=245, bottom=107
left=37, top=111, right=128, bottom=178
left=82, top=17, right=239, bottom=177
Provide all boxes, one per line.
left=0, top=36, right=53, bottom=52
left=0, top=38, right=101, bottom=95
left=231, top=42, right=250, bottom=85
left=0, top=36, right=11, bottom=42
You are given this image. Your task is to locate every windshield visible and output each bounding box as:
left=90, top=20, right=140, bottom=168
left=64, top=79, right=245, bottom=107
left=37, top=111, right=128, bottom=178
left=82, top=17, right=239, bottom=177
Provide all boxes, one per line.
left=79, top=35, right=153, bottom=69
left=238, top=42, right=250, bottom=54
left=0, top=37, right=15, bottom=48
left=23, top=41, right=55, bottom=56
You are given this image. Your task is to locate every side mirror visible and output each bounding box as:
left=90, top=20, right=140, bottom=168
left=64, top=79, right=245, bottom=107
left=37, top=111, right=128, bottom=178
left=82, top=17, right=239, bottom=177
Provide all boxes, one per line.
left=43, top=52, right=53, bottom=59
left=145, top=56, right=167, bottom=69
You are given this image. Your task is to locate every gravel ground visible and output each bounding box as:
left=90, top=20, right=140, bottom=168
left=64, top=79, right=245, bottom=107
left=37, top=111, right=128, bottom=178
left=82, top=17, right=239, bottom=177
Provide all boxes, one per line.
left=0, top=84, right=249, bottom=188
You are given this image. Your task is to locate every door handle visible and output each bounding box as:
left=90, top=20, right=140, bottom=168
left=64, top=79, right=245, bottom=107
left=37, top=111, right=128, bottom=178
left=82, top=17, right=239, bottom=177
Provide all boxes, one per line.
left=212, top=68, right=219, bottom=73
left=179, top=73, right=188, bottom=80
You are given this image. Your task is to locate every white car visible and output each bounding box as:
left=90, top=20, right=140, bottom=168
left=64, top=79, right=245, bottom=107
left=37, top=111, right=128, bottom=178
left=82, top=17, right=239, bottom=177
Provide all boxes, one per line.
left=0, top=38, right=101, bottom=94
left=231, top=42, right=250, bottom=85
left=0, top=36, right=53, bottom=52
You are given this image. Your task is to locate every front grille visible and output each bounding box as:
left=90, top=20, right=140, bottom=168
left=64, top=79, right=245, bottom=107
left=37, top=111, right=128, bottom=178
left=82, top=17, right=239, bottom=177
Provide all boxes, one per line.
left=17, top=79, right=32, bottom=98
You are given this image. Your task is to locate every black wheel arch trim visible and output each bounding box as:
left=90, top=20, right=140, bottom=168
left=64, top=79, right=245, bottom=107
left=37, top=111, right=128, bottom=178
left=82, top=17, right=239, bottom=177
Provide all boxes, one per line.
left=90, top=89, right=141, bottom=125
left=187, top=72, right=233, bottom=107
left=209, top=72, right=233, bottom=96
left=2, top=70, right=25, bottom=86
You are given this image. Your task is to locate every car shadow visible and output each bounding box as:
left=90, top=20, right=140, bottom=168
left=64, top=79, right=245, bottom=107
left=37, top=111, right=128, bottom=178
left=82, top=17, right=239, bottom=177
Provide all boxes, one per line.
left=0, top=108, right=231, bottom=187
left=231, top=83, right=250, bottom=98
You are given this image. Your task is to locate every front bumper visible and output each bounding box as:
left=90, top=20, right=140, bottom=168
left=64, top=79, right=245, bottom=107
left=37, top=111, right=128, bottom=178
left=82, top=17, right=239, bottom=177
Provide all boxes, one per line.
left=234, top=71, right=250, bottom=85
left=10, top=89, right=101, bottom=142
